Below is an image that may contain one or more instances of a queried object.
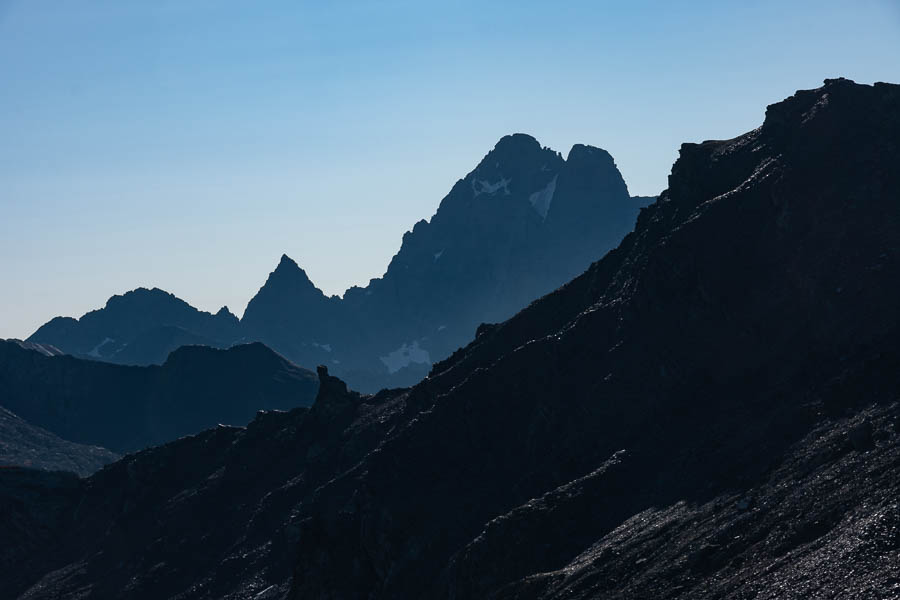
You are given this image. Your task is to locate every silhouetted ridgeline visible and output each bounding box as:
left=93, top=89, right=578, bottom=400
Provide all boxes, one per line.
left=29, top=134, right=650, bottom=392
left=4, top=78, right=900, bottom=599
left=29, top=289, right=242, bottom=365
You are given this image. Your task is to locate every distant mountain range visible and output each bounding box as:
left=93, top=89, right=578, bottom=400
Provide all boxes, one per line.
left=28, top=134, right=651, bottom=391
left=0, top=340, right=318, bottom=454
left=29, top=288, right=242, bottom=366
left=5, top=78, right=900, bottom=599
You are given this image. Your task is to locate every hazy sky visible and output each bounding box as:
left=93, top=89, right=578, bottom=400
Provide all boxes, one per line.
left=2, top=1, right=899, bottom=339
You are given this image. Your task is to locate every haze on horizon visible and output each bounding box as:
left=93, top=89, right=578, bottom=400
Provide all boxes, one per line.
left=2, top=0, right=898, bottom=340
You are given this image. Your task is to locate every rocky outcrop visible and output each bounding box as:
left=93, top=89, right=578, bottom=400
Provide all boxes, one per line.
left=4, top=79, right=900, bottom=599
left=0, top=340, right=318, bottom=452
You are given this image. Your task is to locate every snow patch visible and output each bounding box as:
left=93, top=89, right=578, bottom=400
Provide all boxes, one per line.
left=472, top=177, right=511, bottom=197
left=87, top=337, right=114, bottom=358
left=379, top=341, right=431, bottom=374
left=528, top=175, right=558, bottom=219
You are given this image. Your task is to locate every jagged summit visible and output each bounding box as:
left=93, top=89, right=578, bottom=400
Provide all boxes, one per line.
left=256, top=254, right=322, bottom=295
left=493, top=132, right=542, bottom=149
left=105, top=286, right=177, bottom=305
left=214, top=305, right=238, bottom=321
left=28, top=285, right=243, bottom=365
left=461, top=133, right=563, bottom=201
left=230, top=131, right=645, bottom=392
left=276, top=253, right=301, bottom=271
left=240, top=255, right=343, bottom=365
left=484, top=133, right=555, bottom=165
left=31, top=133, right=648, bottom=392
left=566, top=142, right=616, bottom=164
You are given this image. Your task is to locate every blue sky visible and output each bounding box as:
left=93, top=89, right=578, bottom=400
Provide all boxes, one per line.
left=2, top=0, right=898, bottom=339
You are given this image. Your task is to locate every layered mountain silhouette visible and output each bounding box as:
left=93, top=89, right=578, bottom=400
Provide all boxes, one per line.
left=30, top=287, right=242, bottom=365
left=0, top=340, right=318, bottom=453
left=4, top=78, right=899, bottom=599
left=29, top=135, right=648, bottom=391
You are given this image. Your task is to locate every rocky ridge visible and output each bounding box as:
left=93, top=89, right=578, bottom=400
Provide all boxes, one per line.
left=30, top=136, right=648, bottom=392
left=4, top=79, right=899, bottom=599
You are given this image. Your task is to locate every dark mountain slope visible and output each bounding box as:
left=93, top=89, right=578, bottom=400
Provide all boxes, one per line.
left=288, top=77, right=900, bottom=598
left=28, top=288, right=243, bottom=365
left=0, top=405, right=118, bottom=476
left=0, top=340, right=318, bottom=452
left=3, top=78, right=899, bottom=600
left=0, top=369, right=405, bottom=599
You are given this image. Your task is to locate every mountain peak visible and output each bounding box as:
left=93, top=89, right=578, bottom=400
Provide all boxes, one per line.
left=240, top=253, right=335, bottom=349
left=277, top=253, right=300, bottom=270
left=269, top=254, right=316, bottom=287
left=461, top=133, right=563, bottom=201
left=566, top=143, right=614, bottom=165
left=102, top=287, right=182, bottom=310
left=474, top=133, right=553, bottom=171
left=492, top=133, right=541, bottom=153
left=215, top=306, right=238, bottom=322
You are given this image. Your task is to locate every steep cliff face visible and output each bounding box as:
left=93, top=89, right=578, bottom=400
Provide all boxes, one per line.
left=4, top=79, right=899, bottom=600
left=245, top=134, right=644, bottom=389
